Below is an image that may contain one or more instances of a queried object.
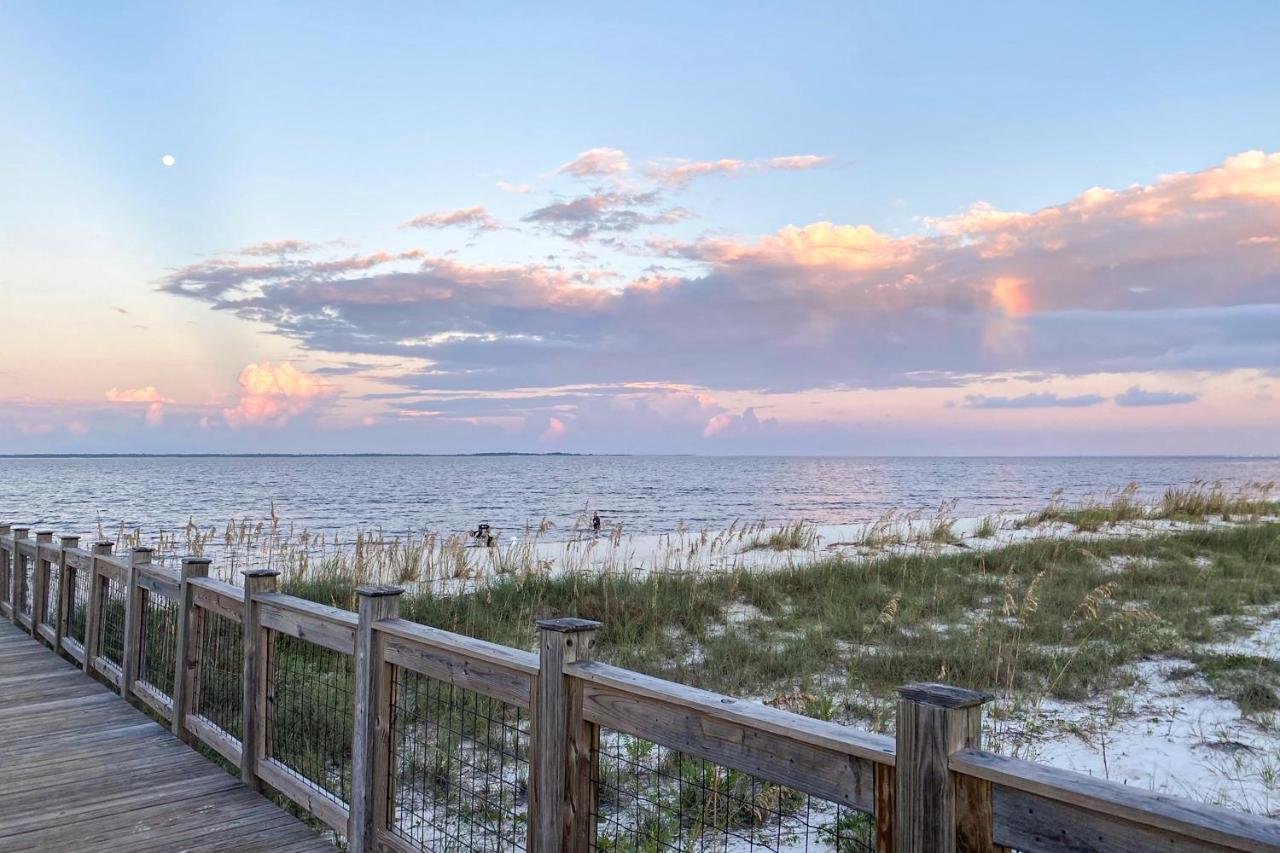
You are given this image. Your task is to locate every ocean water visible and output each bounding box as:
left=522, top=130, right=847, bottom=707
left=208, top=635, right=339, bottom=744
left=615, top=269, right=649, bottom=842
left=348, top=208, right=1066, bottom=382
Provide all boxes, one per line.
left=0, top=455, right=1277, bottom=542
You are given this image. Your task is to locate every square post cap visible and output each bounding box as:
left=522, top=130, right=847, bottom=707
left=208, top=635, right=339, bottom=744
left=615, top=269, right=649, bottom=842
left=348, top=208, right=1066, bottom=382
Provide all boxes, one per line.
left=241, top=568, right=281, bottom=579
left=356, top=585, right=405, bottom=598
left=898, top=682, right=992, bottom=709
left=536, top=617, right=603, bottom=633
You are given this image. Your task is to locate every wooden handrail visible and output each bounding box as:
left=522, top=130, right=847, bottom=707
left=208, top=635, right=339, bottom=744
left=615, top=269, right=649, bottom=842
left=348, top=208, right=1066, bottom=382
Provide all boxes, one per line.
left=952, top=748, right=1280, bottom=852
left=567, top=658, right=896, bottom=765
left=377, top=616, right=535, bottom=709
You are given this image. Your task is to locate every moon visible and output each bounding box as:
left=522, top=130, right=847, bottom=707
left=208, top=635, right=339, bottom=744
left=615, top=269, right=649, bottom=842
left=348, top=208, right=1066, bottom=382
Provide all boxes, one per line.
left=161, top=154, right=176, bottom=167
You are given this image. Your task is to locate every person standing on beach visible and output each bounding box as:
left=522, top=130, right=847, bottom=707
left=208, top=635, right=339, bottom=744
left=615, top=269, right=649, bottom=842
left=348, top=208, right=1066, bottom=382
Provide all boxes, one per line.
left=592, top=512, right=601, bottom=533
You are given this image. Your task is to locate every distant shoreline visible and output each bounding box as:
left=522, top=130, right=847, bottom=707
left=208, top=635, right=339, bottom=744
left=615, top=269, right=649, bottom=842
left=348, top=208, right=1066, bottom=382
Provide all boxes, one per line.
left=0, top=452, right=609, bottom=459
left=0, top=453, right=1276, bottom=460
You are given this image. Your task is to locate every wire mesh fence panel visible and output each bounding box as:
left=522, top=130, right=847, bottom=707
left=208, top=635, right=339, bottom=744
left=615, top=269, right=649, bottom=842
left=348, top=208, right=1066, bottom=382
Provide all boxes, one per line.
left=98, top=575, right=128, bottom=669
left=20, top=556, right=33, bottom=618
left=138, top=589, right=179, bottom=699
left=386, top=667, right=531, bottom=852
left=593, top=731, right=876, bottom=853
left=192, top=608, right=244, bottom=740
left=43, top=561, right=60, bottom=630
left=67, top=566, right=92, bottom=647
left=267, top=632, right=355, bottom=805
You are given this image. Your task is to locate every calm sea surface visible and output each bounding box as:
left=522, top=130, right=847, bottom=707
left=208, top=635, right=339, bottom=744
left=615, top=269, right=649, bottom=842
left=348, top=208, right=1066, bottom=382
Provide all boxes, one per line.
left=1, top=455, right=1277, bottom=541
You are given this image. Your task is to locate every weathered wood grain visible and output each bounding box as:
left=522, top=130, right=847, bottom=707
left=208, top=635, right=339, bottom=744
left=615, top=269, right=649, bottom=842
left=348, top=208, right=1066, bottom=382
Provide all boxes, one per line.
left=568, top=658, right=896, bottom=766
left=895, top=682, right=989, bottom=853
left=135, top=564, right=181, bottom=599
left=190, top=576, right=243, bottom=623
left=955, top=748, right=1280, bottom=852
left=132, top=678, right=174, bottom=720
left=241, top=569, right=279, bottom=792
left=256, top=757, right=351, bottom=834
left=349, top=585, right=402, bottom=853
left=120, top=547, right=152, bottom=703
left=54, top=535, right=79, bottom=654
left=172, top=556, right=210, bottom=744
left=876, top=762, right=895, bottom=853
left=257, top=596, right=356, bottom=654
left=580, top=678, right=879, bottom=812
left=534, top=617, right=601, bottom=853
left=186, top=712, right=244, bottom=765
left=378, top=616, right=539, bottom=675
left=83, top=541, right=112, bottom=678
left=0, top=617, right=333, bottom=851
left=380, top=623, right=534, bottom=708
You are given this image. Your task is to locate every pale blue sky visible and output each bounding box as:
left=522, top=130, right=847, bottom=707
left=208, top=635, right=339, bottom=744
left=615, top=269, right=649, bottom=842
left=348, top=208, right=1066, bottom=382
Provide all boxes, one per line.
left=2, top=2, right=1279, bottom=453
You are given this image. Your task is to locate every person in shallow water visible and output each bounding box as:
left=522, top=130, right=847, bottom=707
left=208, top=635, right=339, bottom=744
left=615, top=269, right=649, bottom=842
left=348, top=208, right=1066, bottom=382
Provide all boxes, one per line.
left=592, top=512, right=601, bottom=533
left=474, top=522, right=494, bottom=546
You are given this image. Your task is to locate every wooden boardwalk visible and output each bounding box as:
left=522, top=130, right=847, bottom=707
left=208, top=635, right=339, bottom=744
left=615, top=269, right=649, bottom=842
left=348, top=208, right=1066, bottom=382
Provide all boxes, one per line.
left=0, top=620, right=334, bottom=852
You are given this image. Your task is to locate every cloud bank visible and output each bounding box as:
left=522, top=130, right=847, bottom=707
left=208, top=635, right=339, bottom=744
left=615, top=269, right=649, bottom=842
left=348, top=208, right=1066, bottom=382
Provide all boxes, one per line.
left=162, top=150, right=1280, bottom=403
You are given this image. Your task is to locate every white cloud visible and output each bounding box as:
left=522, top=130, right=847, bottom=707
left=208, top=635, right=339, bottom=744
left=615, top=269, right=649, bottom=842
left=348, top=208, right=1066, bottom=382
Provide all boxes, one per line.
left=223, top=363, right=338, bottom=427
left=556, top=147, right=631, bottom=178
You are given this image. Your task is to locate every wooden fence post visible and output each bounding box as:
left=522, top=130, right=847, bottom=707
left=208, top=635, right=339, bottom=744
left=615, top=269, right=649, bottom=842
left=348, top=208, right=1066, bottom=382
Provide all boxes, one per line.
left=875, top=763, right=895, bottom=853
left=31, top=531, right=52, bottom=640
left=84, top=541, right=112, bottom=676
left=10, top=526, right=29, bottom=625
left=120, top=546, right=152, bottom=703
left=0, top=523, right=10, bottom=619
left=55, top=535, right=79, bottom=654
left=172, top=556, right=210, bottom=743
left=533, top=617, right=601, bottom=853
left=894, top=683, right=992, bottom=853
left=241, top=568, right=279, bottom=791
left=349, top=584, right=403, bottom=853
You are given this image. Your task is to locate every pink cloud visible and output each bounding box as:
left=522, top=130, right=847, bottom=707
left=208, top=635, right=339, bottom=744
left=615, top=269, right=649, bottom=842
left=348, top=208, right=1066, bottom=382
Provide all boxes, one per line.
left=539, top=416, right=567, bottom=441
left=105, top=386, right=173, bottom=428
left=237, top=239, right=320, bottom=257
left=223, top=362, right=338, bottom=427
left=556, top=147, right=631, bottom=178
left=104, top=386, right=170, bottom=403
left=703, top=407, right=775, bottom=438
left=403, top=206, right=501, bottom=231
left=646, top=154, right=831, bottom=187
left=646, top=158, right=746, bottom=187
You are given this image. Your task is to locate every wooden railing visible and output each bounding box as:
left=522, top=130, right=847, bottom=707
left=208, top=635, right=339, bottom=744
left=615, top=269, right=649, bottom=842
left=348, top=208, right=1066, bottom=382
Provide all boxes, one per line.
left=1, top=522, right=1277, bottom=852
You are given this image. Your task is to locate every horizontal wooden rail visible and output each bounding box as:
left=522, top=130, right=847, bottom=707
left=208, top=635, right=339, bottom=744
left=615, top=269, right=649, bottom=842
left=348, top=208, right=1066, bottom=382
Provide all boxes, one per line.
left=254, top=591, right=356, bottom=654
left=257, top=758, right=350, bottom=835
left=63, top=548, right=92, bottom=572
left=135, top=564, right=180, bottom=599
left=185, top=714, right=242, bottom=765
left=571, top=658, right=895, bottom=765
left=952, top=748, right=1280, bottom=852
left=378, top=617, right=537, bottom=709
left=188, top=576, right=242, bottom=622
left=568, top=658, right=892, bottom=814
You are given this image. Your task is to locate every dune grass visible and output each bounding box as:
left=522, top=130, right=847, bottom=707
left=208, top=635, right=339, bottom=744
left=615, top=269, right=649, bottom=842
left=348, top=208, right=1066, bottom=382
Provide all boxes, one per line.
left=740, top=520, right=820, bottom=552
left=1017, top=481, right=1280, bottom=533
left=283, top=519, right=1280, bottom=731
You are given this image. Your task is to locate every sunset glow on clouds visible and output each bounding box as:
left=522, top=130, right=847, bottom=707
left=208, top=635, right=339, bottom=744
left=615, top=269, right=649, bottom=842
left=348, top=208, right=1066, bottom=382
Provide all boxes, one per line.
left=3, top=3, right=1279, bottom=454
left=25, top=146, right=1280, bottom=453
left=223, top=363, right=338, bottom=428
